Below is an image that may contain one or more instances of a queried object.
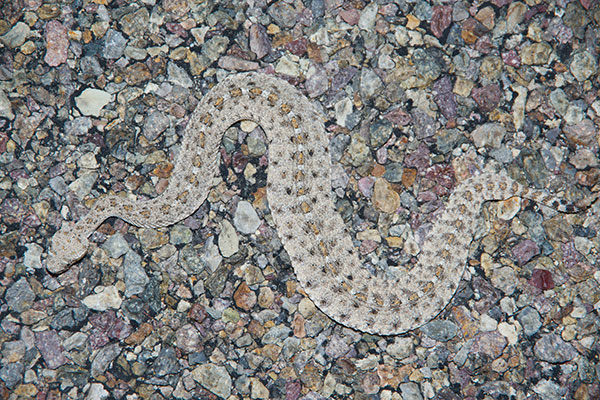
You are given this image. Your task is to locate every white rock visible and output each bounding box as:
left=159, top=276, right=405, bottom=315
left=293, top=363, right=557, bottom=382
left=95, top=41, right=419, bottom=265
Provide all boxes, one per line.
left=233, top=201, right=261, bottom=234
left=218, top=220, right=239, bottom=257
left=75, top=89, right=111, bottom=117
left=83, top=286, right=122, bottom=311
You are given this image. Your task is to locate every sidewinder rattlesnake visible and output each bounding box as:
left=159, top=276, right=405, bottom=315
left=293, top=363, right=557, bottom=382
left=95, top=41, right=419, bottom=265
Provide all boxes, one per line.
left=47, top=72, right=585, bottom=335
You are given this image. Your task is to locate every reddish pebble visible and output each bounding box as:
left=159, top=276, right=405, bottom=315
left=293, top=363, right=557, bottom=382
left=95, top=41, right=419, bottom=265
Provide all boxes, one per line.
left=339, top=9, right=360, bottom=25
left=530, top=269, right=554, bottom=290
left=431, top=6, right=452, bottom=38
left=44, top=20, right=69, bottom=67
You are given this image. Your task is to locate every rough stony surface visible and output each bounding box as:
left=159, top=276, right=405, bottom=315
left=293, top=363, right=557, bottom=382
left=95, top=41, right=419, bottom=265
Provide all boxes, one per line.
left=0, top=1, right=599, bottom=399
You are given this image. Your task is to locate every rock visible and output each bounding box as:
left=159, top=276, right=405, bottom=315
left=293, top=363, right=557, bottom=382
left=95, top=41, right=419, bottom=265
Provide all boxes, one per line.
left=521, top=42, right=552, bottom=65
left=420, top=320, right=458, bottom=342
left=373, top=178, right=400, bottom=214
left=325, top=335, right=350, bottom=359
left=262, top=325, right=292, bottom=345
left=233, top=201, right=261, bottom=234
left=358, top=2, right=378, bottom=30
left=175, top=324, right=200, bottom=353
left=530, top=269, right=554, bottom=290
left=563, top=119, right=597, bottom=147
left=91, top=343, right=121, bottom=377
left=268, top=1, right=298, bottom=28
left=168, top=61, right=193, bottom=88
left=570, top=52, right=597, bottom=81
left=411, top=108, right=435, bottom=139
left=143, top=110, right=170, bottom=141
left=75, top=89, right=111, bottom=117
left=123, top=251, right=149, bottom=297
left=471, top=123, right=506, bottom=148
left=491, top=266, right=518, bottom=295
left=6, top=277, right=35, bottom=313
left=218, top=220, right=239, bottom=257
left=431, top=6, right=452, bottom=38
left=23, top=243, right=43, bottom=269
left=86, top=383, right=109, bottom=400
left=251, top=378, right=270, bottom=399
left=400, top=382, right=423, bottom=400
left=192, top=364, right=232, bottom=399
left=44, top=20, right=69, bottom=67
left=472, top=84, right=502, bottom=112
left=512, top=239, right=540, bottom=265
left=152, top=346, right=181, bottom=376
left=0, top=362, right=23, bottom=389
left=534, top=334, right=578, bottom=363
left=387, top=337, right=413, bottom=359
left=370, top=119, right=393, bottom=148
left=82, top=286, right=122, bottom=311
left=234, top=282, right=256, bottom=311
left=0, top=90, right=14, bottom=120
left=249, top=24, right=270, bottom=59
left=103, top=29, right=127, bottom=59
left=170, top=224, right=192, bottom=245
left=533, top=380, right=566, bottom=400
left=506, top=2, right=527, bottom=32
left=35, top=330, right=67, bottom=369
left=517, top=306, right=542, bottom=336
left=360, top=68, right=383, bottom=98
left=0, top=22, right=30, bottom=48
left=101, top=233, right=130, bottom=259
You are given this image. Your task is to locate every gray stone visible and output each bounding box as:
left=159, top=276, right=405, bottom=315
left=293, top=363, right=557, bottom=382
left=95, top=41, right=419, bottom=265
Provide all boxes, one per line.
left=6, top=277, right=35, bottom=313
left=517, top=307, right=542, bottom=336
left=65, top=117, right=93, bottom=136
left=0, top=90, right=14, bottom=120
left=143, top=110, right=170, bottom=141
left=534, top=334, right=578, bottom=363
left=203, top=36, right=229, bottom=61
left=68, top=171, right=99, bottom=199
left=262, top=325, right=292, bottom=345
left=400, top=382, right=423, bottom=400
left=103, top=29, right=127, bottom=59
left=382, top=163, right=403, bottom=183
left=102, top=233, right=130, bottom=259
left=471, top=123, right=506, bottom=149
left=218, top=220, right=239, bottom=258
left=123, top=251, right=149, bottom=297
left=152, top=346, right=181, bottom=376
left=233, top=201, right=261, bottom=234
left=170, top=224, right=192, bottom=245
left=358, top=2, right=378, bottom=30
left=420, top=320, right=458, bottom=342
left=359, top=68, right=383, bottom=98
left=192, top=363, right=232, bottom=399
left=268, top=1, right=298, bottom=28
left=91, top=343, right=121, bottom=377
left=324, top=335, right=350, bottom=359
left=570, top=52, right=597, bottom=82
left=533, top=379, right=566, bottom=400
left=168, top=61, right=193, bottom=88
left=491, top=266, right=518, bottom=295
left=387, top=337, right=413, bottom=359
left=24, top=243, right=43, bottom=269
left=0, top=22, right=30, bottom=48
left=370, top=119, right=393, bottom=148
left=0, top=362, right=23, bottom=389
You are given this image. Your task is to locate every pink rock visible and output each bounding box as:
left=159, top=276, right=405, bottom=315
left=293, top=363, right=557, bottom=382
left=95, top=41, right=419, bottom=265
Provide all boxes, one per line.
left=35, top=330, right=67, bottom=369
left=358, top=176, right=375, bottom=197
left=502, top=50, right=521, bottom=68
left=431, top=6, right=452, bottom=38
left=530, top=269, right=554, bottom=290
left=339, top=9, right=360, bottom=25
left=44, top=20, right=69, bottom=67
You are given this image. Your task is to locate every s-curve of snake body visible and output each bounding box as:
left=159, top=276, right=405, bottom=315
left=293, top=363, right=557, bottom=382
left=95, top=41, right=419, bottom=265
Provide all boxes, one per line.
left=47, top=72, right=585, bottom=335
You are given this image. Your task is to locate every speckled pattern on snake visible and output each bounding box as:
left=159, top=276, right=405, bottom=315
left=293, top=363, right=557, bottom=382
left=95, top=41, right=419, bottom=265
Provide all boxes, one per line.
left=46, top=72, right=583, bottom=335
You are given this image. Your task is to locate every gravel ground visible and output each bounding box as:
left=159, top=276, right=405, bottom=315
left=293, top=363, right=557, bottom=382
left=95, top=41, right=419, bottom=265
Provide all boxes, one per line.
left=0, top=1, right=599, bottom=399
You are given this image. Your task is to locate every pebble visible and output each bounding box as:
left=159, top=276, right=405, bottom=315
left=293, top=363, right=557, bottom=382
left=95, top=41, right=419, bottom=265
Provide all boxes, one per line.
left=534, top=334, right=578, bottom=363
left=0, top=22, right=30, bottom=48
left=82, top=286, right=123, bottom=311
left=471, top=123, right=506, bottom=149
left=91, top=343, right=121, bottom=377
left=103, top=29, right=127, bottom=59
left=143, top=111, right=170, bottom=141
left=218, top=220, right=239, bottom=257
left=358, top=2, right=378, bottom=31
left=520, top=43, right=552, bottom=65
left=75, top=89, right=111, bottom=117
left=372, top=178, right=400, bottom=214
left=233, top=201, right=261, bottom=234
left=168, top=61, right=193, bottom=88
left=517, top=306, right=542, bottom=336
left=192, top=364, right=232, bottom=399
left=6, top=278, right=35, bottom=313
left=44, top=21, right=69, bottom=67
left=233, top=282, right=256, bottom=311
left=420, top=320, right=458, bottom=342
left=35, top=330, right=67, bottom=369
left=511, top=239, right=540, bottom=266
left=123, top=250, right=149, bottom=297
left=152, top=346, right=181, bottom=376
left=23, top=243, right=43, bottom=269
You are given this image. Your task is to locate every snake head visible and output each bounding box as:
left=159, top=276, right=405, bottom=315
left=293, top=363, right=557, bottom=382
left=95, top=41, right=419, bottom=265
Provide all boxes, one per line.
left=46, top=222, right=90, bottom=274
